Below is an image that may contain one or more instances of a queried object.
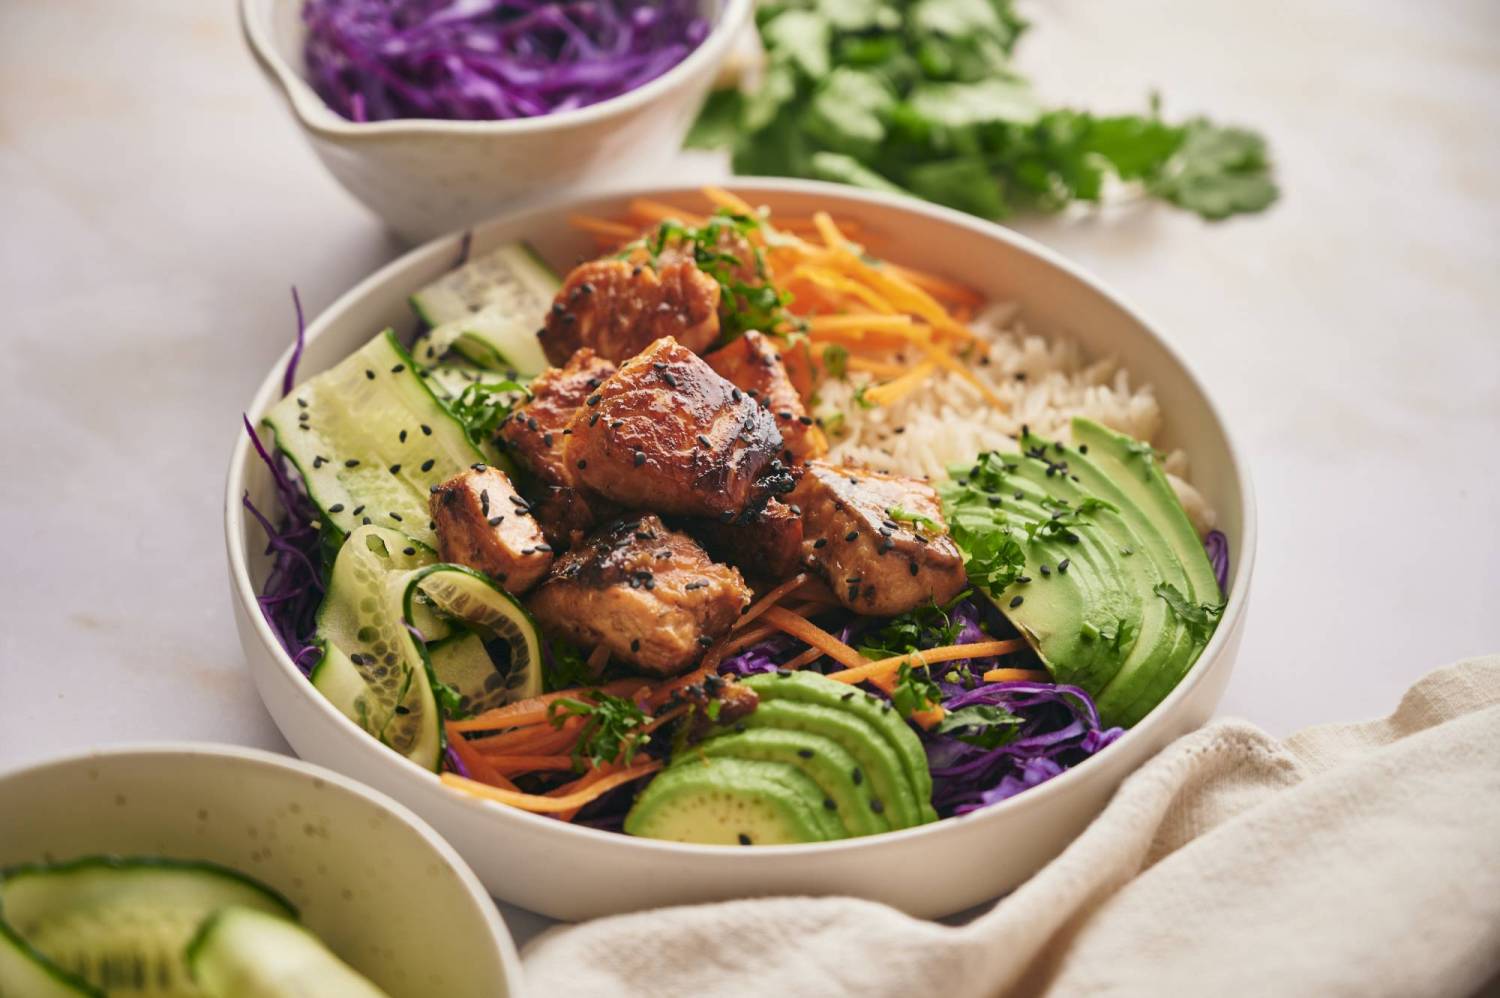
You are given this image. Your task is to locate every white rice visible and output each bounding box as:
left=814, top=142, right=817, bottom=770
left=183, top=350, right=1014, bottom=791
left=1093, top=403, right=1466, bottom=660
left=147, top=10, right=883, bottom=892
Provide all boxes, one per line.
left=818, top=303, right=1217, bottom=533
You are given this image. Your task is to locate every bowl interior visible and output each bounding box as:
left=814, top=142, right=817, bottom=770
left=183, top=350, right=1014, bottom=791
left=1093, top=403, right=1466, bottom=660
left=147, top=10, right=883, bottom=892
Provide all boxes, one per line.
left=250, top=0, right=738, bottom=133
left=227, top=180, right=1254, bottom=914
left=0, top=746, right=517, bottom=998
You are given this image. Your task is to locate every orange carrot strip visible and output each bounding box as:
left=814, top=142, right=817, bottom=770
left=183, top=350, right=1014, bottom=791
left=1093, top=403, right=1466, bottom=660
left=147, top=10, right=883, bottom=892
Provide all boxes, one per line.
left=883, top=261, right=985, bottom=307
left=472, top=724, right=579, bottom=756
left=789, top=267, right=896, bottom=314
left=808, top=314, right=918, bottom=332
left=813, top=210, right=851, bottom=249
left=444, top=722, right=521, bottom=791
left=733, top=573, right=810, bottom=632
left=862, top=361, right=939, bottom=406
left=491, top=755, right=579, bottom=775
left=824, top=639, right=1027, bottom=686
left=570, top=215, right=638, bottom=240
left=441, top=761, right=663, bottom=814
left=702, top=186, right=756, bottom=215
left=781, top=645, right=825, bottom=671
left=448, top=679, right=650, bottom=732
left=719, top=624, right=777, bottom=659
left=628, top=198, right=707, bottom=227
left=760, top=607, right=869, bottom=671
left=927, top=345, right=1008, bottom=409
left=981, top=668, right=1051, bottom=683
left=845, top=356, right=906, bottom=378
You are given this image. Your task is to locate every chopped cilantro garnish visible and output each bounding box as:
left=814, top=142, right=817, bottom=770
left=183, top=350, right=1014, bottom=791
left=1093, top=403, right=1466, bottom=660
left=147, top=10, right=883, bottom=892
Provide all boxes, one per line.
left=1153, top=583, right=1225, bottom=643
left=934, top=704, right=1025, bottom=749
left=447, top=379, right=528, bottom=450
left=887, top=505, right=941, bottom=532
left=643, top=210, right=791, bottom=341
left=891, top=661, right=942, bottom=719
left=547, top=692, right=651, bottom=772
left=822, top=343, right=849, bottom=379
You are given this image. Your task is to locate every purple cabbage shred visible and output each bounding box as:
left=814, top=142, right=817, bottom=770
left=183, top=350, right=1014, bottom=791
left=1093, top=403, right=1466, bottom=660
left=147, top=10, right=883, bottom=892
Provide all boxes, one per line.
left=1204, top=529, right=1230, bottom=593
left=302, top=0, right=712, bottom=123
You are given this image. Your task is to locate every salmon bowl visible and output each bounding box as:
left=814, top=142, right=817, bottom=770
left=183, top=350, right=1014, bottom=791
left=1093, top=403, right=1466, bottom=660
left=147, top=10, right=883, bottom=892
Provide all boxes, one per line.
left=225, top=180, right=1255, bottom=921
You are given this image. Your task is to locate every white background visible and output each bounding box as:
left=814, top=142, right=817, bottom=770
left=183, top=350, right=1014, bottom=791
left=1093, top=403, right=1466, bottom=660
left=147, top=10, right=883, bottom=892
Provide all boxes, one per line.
left=3, top=0, right=1497, bottom=946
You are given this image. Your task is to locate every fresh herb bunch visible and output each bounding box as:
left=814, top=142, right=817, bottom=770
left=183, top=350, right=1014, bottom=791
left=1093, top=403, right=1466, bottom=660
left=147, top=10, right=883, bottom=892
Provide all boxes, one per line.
left=447, top=379, right=528, bottom=450
left=891, top=661, right=943, bottom=718
left=641, top=211, right=792, bottom=340
left=858, top=592, right=968, bottom=660
left=688, top=0, right=1276, bottom=221
left=940, top=452, right=1028, bottom=596
left=934, top=703, right=1024, bottom=748
left=548, top=692, right=651, bottom=772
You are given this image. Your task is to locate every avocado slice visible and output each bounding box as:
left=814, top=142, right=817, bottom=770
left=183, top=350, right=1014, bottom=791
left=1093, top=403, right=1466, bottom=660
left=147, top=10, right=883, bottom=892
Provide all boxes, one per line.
left=624, top=757, right=842, bottom=845
left=738, top=700, right=922, bottom=829
left=743, top=671, right=938, bottom=825
left=695, top=728, right=891, bottom=837
left=954, top=424, right=1222, bottom=728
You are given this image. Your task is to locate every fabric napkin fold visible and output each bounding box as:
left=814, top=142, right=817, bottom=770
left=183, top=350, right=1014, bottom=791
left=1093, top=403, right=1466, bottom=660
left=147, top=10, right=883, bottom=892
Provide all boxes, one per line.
left=524, top=658, right=1500, bottom=997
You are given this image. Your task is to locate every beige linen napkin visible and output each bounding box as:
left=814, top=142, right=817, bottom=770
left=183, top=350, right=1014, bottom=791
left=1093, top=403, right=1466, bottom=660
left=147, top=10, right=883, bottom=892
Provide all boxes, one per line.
left=524, top=659, right=1500, bottom=997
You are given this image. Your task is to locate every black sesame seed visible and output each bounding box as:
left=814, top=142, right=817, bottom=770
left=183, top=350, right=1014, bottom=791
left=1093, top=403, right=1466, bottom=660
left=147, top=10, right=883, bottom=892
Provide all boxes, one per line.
left=364, top=369, right=375, bottom=380
left=391, top=363, right=405, bottom=373
left=421, top=459, right=435, bottom=472
left=403, top=547, right=415, bottom=556
left=731, top=388, right=742, bottom=402
left=351, top=505, right=365, bottom=516
left=586, top=394, right=601, bottom=407
left=1009, top=595, right=1024, bottom=608
left=1017, top=576, right=1032, bottom=584
left=389, top=512, right=402, bottom=522
left=840, top=691, right=855, bottom=701
left=909, top=561, right=920, bottom=576
left=328, top=503, right=345, bottom=513
left=361, top=516, right=371, bottom=525
left=421, top=424, right=432, bottom=435
left=845, top=531, right=859, bottom=542
left=1079, top=444, right=1088, bottom=454
left=662, top=372, right=677, bottom=388
left=797, top=748, right=814, bottom=759
left=851, top=768, right=863, bottom=786
left=312, top=456, right=326, bottom=468
left=697, top=434, right=711, bottom=448
left=698, top=636, right=713, bottom=648
left=543, top=433, right=554, bottom=446
left=776, top=668, right=791, bottom=678
left=633, top=450, right=646, bottom=467
left=1040, top=564, right=1051, bottom=576
left=576, top=459, right=588, bottom=469
left=389, top=464, right=401, bottom=475
left=472, top=463, right=487, bottom=472
left=399, top=429, right=408, bottom=443
left=813, top=538, right=828, bottom=549
left=798, top=415, right=813, bottom=425
left=870, top=798, right=885, bottom=814
left=630, top=639, right=641, bottom=652
left=488, top=516, right=503, bottom=527
left=296, top=398, right=308, bottom=408
left=738, top=834, right=751, bottom=846
left=824, top=798, right=837, bottom=811
left=1058, top=558, right=1070, bottom=573
left=344, top=459, right=360, bottom=468
left=685, top=580, right=708, bottom=591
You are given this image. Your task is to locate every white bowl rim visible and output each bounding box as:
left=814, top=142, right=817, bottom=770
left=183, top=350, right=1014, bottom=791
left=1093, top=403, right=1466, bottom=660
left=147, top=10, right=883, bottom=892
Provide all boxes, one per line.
left=238, top=0, right=754, bottom=140
left=0, top=741, right=525, bottom=986
left=225, top=176, right=1258, bottom=861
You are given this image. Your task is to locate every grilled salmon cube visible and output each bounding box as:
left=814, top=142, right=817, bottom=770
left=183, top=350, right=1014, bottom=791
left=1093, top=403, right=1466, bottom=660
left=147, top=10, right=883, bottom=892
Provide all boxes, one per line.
left=429, top=466, right=553, bottom=594
left=526, top=514, right=751, bottom=676
left=539, top=258, right=720, bottom=366
left=529, top=484, right=617, bottom=553
left=689, top=497, right=805, bottom=581
left=499, top=347, right=616, bottom=488
left=705, top=331, right=826, bottom=461
left=564, top=336, right=794, bottom=521
left=791, top=461, right=967, bottom=616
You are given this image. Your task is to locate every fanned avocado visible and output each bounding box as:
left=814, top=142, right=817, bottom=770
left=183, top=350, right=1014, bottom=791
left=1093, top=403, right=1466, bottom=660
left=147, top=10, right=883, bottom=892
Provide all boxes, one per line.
left=624, top=757, right=841, bottom=845
left=743, top=671, right=938, bottom=824
left=944, top=418, right=1224, bottom=728
left=695, top=728, right=891, bottom=836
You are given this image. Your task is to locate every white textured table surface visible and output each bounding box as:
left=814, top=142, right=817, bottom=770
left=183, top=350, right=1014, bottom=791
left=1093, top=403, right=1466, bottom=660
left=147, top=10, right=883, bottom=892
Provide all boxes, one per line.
left=3, top=0, right=1497, bottom=950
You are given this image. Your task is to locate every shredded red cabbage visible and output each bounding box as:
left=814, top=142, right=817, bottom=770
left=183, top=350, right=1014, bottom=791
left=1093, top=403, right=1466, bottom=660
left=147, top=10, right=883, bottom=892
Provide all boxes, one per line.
left=1205, top=529, right=1230, bottom=593
left=244, top=289, right=326, bottom=674
left=302, top=0, right=711, bottom=123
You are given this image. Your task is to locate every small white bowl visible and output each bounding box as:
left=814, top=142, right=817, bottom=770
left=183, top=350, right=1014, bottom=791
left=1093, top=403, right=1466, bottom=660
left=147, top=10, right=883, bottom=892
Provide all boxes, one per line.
left=225, top=180, right=1256, bottom=922
left=0, top=744, right=522, bottom=997
left=240, top=0, right=751, bottom=242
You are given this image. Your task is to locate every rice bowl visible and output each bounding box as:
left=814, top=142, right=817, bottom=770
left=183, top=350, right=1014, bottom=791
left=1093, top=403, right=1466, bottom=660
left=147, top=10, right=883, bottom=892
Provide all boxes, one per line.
left=225, top=179, right=1254, bottom=919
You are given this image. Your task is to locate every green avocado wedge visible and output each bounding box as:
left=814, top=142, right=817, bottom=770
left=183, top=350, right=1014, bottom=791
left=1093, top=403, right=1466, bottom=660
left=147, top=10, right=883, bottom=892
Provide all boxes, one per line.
left=742, top=671, right=938, bottom=824
left=624, top=757, right=842, bottom=845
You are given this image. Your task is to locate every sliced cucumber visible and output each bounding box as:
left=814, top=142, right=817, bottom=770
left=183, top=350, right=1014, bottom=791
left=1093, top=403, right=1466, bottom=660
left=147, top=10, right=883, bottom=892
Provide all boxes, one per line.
left=413, top=307, right=549, bottom=380
left=0, top=919, right=98, bottom=997
left=263, top=329, right=492, bottom=549
left=187, top=906, right=389, bottom=998
left=409, top=242, right=559, bottom=333
left=312, top=528, right=544, bottom=767
left=312, top=526, right=444, bottom=771
left=405, top=565, right=543, bottom=715
left=0, top=857, right=293, bottom=997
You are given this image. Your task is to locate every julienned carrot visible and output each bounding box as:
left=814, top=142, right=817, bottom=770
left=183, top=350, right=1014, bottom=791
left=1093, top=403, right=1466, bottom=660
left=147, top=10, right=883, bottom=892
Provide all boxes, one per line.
left=780, top=645, right=825, bottom=671
left=807, top=313, right=920, bottom=332
left=883, top=261, right=985, bottom=307
left=863, top=360, right=939, bottom=407
left=441, top=761, right=663, bottom=814
left=570, top=215, right=637, bottom=240
left=845, top=356, right=906, bottom=378
left=472, top=723, right=580, bottom=756
left=445, top=722, right=521, bottom=791
left=627, top=198, right=708, bottom=227
left=927, top=345, right=1007, bottom=409
left=981, top=668, right=1051, bottom=684
left=813, top=210, right=850, bottom=249
left=760, top=607, right=869, bottom=671
left=703, top=186, right=755, bottom=215
left=490, top=755, right=578, bottom=775
left=733, top=572, right=810, bottom=632
left=824, top=639, right=1027, bottom=686
left=448, top=679, right=650, bottom=733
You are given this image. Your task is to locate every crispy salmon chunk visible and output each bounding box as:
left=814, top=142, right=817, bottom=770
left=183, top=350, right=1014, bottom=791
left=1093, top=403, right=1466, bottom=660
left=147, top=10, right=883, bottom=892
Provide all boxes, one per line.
left=429, top=466, right=553, bottom=594
left=690, top=497, right=805, bottom=581
left=705, top=331, right=826, bottom=461
left=499, top=347, right=616, bottom=487
left=565, top=337, right=794, bottom=521
left=791, top=461, right=966, bottom=616
left=539, top=258, right=720, bottom=365
left=526, top=514, right=751, bottom=676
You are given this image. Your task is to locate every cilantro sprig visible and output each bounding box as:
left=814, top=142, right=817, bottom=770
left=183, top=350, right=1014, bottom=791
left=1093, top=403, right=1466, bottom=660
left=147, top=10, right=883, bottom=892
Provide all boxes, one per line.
left=934, top=704, right=1024, bottom=749
left=448, top=379, right=528, bottom=450
left=547, top=692, right=651, bottom=772
left=688, top=1, right=1276, bottom=222
left=891, top=661, right=943, bottom=718
left=642, top=210, right=791, bottom=340
left=858, top=592, right=969, bottom=660
left=1153, top=583, right=1225, bottom=643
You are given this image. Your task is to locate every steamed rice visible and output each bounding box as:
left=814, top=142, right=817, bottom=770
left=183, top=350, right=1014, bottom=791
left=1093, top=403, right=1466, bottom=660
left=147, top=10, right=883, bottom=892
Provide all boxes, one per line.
left=819, top=304, right=1217, bottom=533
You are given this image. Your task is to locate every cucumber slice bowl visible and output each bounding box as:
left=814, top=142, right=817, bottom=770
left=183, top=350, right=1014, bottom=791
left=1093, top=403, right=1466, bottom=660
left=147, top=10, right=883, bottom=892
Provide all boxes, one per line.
left=0, top=745, right=521, bottom=997
left=312, top=526, right=544, bottom=772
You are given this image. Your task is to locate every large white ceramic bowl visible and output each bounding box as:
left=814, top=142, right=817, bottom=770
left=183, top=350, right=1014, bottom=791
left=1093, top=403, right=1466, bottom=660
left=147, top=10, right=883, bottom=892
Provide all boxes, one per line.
left=240, top=0, right=752, bottom=242
left=226, top=180, right=1256, bottom=922
left=0, top=744, right=522, bottom=997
